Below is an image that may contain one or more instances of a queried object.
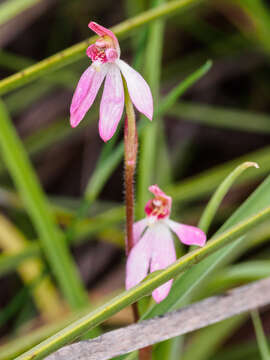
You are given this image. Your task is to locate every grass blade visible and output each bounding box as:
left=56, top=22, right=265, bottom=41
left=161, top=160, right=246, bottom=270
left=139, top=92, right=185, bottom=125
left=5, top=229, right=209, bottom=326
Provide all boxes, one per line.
left=0, top=244, right=40, bottom=276
left=205, top=260, right=270, bottom=296
left=181, top=316, right=246, bottom=360
left=16, top=203, right=270, bottom=359
left=0, top=214, right=62, bottom=321
left=1, top=150, right=269, bottom=276
left=0, top=99, right=89, bottom=310
left=167, top=102, right=270, bottom=134
left=121, top=174, right=270, bottom=360
left=141, top=174, right=270, bottom=320
left=137, top=0, right=166, bottom=217
left=158, top=60, right=212, bottom=115
left=199, top=161, right=259, bottom=232
left=0, top=0, right=40, bottom=25
left=251, top=310, right=270, bottom=360
left=166, top=146, right=270, bottom=203
left=0, top=0, right=203, bottom=96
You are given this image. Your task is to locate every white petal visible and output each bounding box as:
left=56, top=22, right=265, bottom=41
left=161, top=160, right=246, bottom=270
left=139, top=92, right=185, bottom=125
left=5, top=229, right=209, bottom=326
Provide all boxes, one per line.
left=125, top=228, right=152, bottom=290
left=149, top=223, right=176, bottom=303
left=117, top=59, right=153, bottom=120
left=99, top=64, right=124, bottom=142
left=133, top=218, right=148, bottom=246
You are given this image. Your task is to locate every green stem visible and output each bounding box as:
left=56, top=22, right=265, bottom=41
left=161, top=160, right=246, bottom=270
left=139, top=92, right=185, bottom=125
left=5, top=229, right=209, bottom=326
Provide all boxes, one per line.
left=137, top=0, right=165, bottom=218
left=16, top=204, right=270, bottom=359
left=0, top=99, right=90, bottom=312
left=199, top=162, right=259, bottom=233
left=0, top=0, right=203, bottom=96
left=251, top=310, right=270, bottom=360
left=0, top=0, right=39, bottom=25
left=0, top=213, right=63, bottom=322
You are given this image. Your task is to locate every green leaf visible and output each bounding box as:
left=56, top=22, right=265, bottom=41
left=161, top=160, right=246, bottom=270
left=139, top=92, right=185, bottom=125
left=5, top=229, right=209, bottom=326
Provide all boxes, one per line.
left=143, top=175, right=270, bottom=321
left=0, top=0, right=40, bottom=25
left=181, top=316, right=246, bottom=360
left=154, top=161, right=256, bottom=360
left=16, top=202, right=270, bottom=359
left=199, top=161, right=259, bottom=233
left=167, top=146, right=270, bottom=203
left=0, top=244, right=39, bottom=276
left=121, top=175, right=270, bottom=360
left=167, top=102, right=270, bottom=134
left=0, top=303, right=98, bottom=360
left=234, top=0, right=270, bottom=53
left=205, top=260, right=270, bottom=295
left=0, top=150, right=269, bottom=276
left=251, top=310, right=270, bottom=360
left=137, top=0, right=166, bottom=217
left=0, top=0, right=203, bottom=96
left=158, top=60, right=212, bottom=115
left=0, top=204, right=125, bottom=277
left=0, top=99, right=90, bottom=311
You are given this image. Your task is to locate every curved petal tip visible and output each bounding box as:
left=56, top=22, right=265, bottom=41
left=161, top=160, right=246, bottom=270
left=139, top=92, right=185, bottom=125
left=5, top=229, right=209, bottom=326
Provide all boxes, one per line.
left=152, top=280, right=173, bottom=303
left=70, top=118, right=78, bottom=128
left=88, top=21, right=119, bottom=51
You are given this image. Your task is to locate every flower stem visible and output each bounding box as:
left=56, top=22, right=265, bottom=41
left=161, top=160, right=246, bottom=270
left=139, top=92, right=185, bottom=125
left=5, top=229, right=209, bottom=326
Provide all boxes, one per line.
left=124, top=82, right=152, bottom=359
left=124, top=82, right=138, bottom=255
left=123, top=81, right=139, bottom=324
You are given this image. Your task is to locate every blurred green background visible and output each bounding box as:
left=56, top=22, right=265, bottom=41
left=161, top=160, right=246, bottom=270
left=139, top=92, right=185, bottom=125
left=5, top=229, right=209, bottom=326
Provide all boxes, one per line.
left=1, top=0, right=270, bottom=359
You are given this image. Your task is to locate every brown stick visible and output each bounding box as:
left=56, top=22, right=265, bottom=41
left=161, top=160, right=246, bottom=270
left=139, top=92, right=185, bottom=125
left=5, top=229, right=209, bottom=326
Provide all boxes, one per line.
left=47, top=277, right=270, bottom=360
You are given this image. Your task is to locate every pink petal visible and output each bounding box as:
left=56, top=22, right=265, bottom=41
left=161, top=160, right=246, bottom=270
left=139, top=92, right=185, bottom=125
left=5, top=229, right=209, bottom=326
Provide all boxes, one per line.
left=149, top=185, right=166, bottom=197
left=149, top=224, right=176, bottom=303
left=88, top=22, right=120, bottom=55
left=168, top=220, right=206, bottom=247
left=133, top=218, right=148, bottom=246
left=70, top=64, right=107, bottom=128
left=99, top=64, right=124, bottom=142
left=125, top=228, right=152, bottom=290
left=117, top=59, right=153, bottom=120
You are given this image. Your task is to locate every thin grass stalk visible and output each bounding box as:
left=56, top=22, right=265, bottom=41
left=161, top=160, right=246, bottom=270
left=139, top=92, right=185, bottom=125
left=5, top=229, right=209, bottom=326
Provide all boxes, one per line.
left=0, top=214, right=63, bottom=322
left=0, top=99, right=90, bottom=312
left=137, top=0, right=166, bottom=217
left=251, top=310, right=270, bottom=360
left=0, top=0, right=203, bottom=96
left=16, top=204, right=270, bottom=360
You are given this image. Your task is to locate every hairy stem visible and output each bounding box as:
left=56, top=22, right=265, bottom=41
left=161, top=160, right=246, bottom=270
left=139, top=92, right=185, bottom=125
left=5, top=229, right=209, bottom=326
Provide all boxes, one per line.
left=124, top=82, right=139, bottom=323
left=124, top=103, right=137, bottom=253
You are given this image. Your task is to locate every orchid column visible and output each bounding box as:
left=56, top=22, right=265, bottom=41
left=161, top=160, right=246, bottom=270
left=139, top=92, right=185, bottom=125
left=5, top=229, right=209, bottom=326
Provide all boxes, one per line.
left=69, top=21, right=153, bottom=320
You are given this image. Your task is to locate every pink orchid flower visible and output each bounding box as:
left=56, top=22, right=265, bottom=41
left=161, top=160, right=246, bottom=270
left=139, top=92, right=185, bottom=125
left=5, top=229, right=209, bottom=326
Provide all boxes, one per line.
left=70, top=22, right=153, bottom=142
left=126, top=185, right=206, bottom=303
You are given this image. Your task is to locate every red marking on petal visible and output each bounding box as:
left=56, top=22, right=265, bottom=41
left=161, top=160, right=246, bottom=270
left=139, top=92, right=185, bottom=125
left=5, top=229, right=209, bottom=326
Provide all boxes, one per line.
left=86, top=45, right=107, bottom=63
left=145, top=185, right=172, bottom=219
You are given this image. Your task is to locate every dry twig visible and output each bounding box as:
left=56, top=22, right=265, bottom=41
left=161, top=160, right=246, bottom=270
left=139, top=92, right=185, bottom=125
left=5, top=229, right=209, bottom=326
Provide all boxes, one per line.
left=47, top=277, right=270, bottom=360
